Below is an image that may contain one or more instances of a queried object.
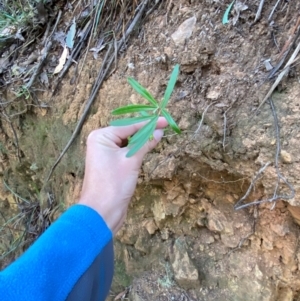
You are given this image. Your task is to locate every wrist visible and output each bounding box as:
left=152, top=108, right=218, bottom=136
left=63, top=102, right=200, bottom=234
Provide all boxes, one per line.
left=78, top=196, right=126, bottom=235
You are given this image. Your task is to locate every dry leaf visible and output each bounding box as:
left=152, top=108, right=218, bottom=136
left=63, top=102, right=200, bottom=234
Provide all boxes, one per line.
left=53, top=46, right=68, bottom=74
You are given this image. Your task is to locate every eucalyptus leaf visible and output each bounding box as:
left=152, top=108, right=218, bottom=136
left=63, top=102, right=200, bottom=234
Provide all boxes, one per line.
left=127, top=116, right=158, bottom=157
left=66, top=18, right=76, bottom=49
left=112, top=104, right=156, bottom=115
left=128, top=77, right=158, bottom=106
left=161, top=64, right=180, bottom=109
left=161, top=109, right=181, bottom=134
left=110, top=116, right=153, bottom=126
left=128, top=115, right=158, bottom=145
left=222, top=0, right=235, bottom=24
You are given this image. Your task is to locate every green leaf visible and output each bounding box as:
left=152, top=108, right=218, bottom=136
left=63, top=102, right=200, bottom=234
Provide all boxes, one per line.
left=128, top=77, right=158, bottom=106
left=161, top=64, right=180, bottom=109
left=128, top=115, right=158, bottom=145
left=126, top=116, right=159, bottom=157
left=161, top=109, right=181, bottom=134
left=139, top=111, right=150, bottom=117
left=222, top=0, right=235, bottom=25
left=110, top=116, right=153, bottom=126
left=112, top=104, right=156, bottom=115
left=66, top=18, right=76, bottom=49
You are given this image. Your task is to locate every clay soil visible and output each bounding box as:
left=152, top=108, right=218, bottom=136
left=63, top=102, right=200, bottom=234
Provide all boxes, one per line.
left=1, top=1, right=300, bottom=300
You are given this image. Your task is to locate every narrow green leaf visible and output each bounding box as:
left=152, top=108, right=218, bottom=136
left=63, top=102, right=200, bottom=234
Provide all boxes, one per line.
left=139, top=111, right=150, bottom=117
left=112, top=104, right=156, bottom=115
left=161, top=109, right=181, bottom=134
left=128, top=77, right=159, bottom=106
left=161, top=64, right=180, bottom=109
left=128, top=115, right=158, bottom=145
left=110, top=116, right=153, bottom=126
left=222, top=0, right=235, bottom=25
left=126, top=116, right=159, bottom=157
left=66, top=18, right=76, bottom=49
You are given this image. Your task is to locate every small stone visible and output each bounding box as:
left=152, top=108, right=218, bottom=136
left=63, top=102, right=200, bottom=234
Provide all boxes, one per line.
left=171, top=16, right=197, bottom=46
left=134, top=229, right=151, bottom=254
left=143, top=219, right=158, bottom=235
left=152, top=200, right=165, bottom=223
left=206, top=89, right=220, bottom=100
left=170, top=237, right=199, bottom=289
left=280, top=150, right=292, bottom=163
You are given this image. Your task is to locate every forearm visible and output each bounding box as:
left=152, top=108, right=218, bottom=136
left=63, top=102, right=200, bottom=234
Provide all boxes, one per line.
left=0, top=205, right=113, bottom=301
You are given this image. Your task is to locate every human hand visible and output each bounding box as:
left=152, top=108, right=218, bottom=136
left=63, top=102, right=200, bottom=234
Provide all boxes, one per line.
left=78, top=117, right=168, bottom=235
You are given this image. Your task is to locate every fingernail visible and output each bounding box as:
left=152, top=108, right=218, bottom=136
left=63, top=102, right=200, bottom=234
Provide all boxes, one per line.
left=153, top=129, right=164, bottom=141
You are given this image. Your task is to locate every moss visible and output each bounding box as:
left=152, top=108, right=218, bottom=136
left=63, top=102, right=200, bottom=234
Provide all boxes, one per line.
left=113, top=259, right=132, bottom=288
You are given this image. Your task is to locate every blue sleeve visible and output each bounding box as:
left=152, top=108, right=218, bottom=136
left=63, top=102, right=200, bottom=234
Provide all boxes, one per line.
left=0, top=204, right=114, bottom=301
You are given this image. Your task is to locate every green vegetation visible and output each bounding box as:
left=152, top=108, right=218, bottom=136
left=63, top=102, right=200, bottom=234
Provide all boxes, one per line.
left=110, top=64, right=181, bottom=157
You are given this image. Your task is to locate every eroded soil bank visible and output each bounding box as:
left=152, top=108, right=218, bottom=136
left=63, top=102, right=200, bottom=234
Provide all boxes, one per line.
left=1, top=1, right=300, bottom=300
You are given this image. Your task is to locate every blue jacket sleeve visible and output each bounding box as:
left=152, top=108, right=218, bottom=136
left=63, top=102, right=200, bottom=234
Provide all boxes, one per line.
left=0, top=204, right=114, bottom=301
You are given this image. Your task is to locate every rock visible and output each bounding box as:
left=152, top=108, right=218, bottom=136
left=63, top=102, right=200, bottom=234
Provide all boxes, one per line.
left=134, top=228, right=151, bottom=254
left=287, top=204, right=300, bottom=225
left=171, top=16, right=197, bottom=46
left=170, top=237, right=199, bottom=289
left=206, top=89, right=220, bottom=100
left=143, top=218, right=158, bottom=235
left=152, top=200, right=165, bottom=223
left=280, top=150, right=292, bottom=163
left=276, top=287, right=293, bottom=301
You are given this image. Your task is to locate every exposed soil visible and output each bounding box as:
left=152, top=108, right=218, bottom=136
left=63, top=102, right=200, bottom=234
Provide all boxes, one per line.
left=1, top=1, right=300, bottom=300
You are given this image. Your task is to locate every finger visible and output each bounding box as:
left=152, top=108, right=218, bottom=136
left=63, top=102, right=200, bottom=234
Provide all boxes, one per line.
left=108, top=117, right=168, bottom=142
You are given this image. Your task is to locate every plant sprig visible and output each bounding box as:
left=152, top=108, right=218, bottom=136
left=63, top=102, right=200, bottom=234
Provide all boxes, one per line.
left=110, top=64, right=181, bottom=157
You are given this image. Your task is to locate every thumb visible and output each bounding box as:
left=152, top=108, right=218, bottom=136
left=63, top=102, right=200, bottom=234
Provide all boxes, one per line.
left=135, top=129, right=164, bottom=159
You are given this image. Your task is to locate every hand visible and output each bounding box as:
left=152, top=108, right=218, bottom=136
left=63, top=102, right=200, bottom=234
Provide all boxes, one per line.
left=78, top=117, right=168, bottom=235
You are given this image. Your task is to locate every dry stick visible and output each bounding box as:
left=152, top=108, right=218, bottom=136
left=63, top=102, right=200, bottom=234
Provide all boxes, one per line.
left=25, top=10, right=62, bottom=90
left=223, top=99, right=238, bottom=150
left=268, top=98, right=295, bottom=200
left=46, top=0, right=150, bottom=182
left=253, top=0, right=265, bottom=24
left=268, top=0, right=282, bottom=21
left=235, top=99, right=295, bottom=210
left=234, top=162, right=270, bottom=210
left=256, top=40, right=300, bottom=112
left=192, top=102, right=215, bottom=140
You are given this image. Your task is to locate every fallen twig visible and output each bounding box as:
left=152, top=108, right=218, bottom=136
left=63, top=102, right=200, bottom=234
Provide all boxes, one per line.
left=192, top=102, right=215, bottom=140
left=223, top=99, right=238, bottom=150
left=257, top=40, right=300, bottom=111
left=25, top=10, right=62, bottom=90
left=234, top=162, right=270, bottom=210
left=268, top=0, right=282, bottom=21
left=252, top=0, right=265, bottom=24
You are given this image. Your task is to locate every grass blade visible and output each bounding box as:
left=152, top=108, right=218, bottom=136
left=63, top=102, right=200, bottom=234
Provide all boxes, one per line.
left=110, top=116, right=153, bottom=126
left=222, top=0, right=235, bottom=24
left=128, top=77, right=159, bottom=106
left=128, top=115, right=158, bottom=145
left=161, top=64, right=180, bottom=109
left=112, top=104, right=156, bottom=115
left=127, top=116, right=159, bottom=157
left=161, top=109, right=181, bottom=134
